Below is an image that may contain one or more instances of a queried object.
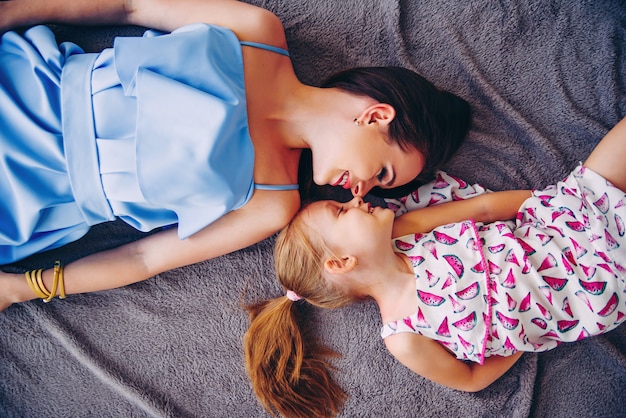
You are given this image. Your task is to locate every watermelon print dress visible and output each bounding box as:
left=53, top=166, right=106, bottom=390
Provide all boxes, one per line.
left=381, top=167, right=626, bottom=364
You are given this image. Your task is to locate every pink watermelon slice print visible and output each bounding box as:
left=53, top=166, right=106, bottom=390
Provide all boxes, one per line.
left=560, top=253, right=575, bottom=275
left=531, top=317, right=547, bottom=330
left=557, top=319, right=579, bottom=333
left=537, top=253, right=558, bottom=272
left=488, top=243, right=506, bottom=254
left=496, top=311, right=520, bottom=330
left=561, top=297, right=574, bottom=318
left=506, top=293, right=517, bottom=311
left=417, top=290, right=446, bottom=306
left=448, top=295, right=466, bottom=313
left=518, top=292, right=532, bottom=312
left=455, top=282, right=480, bottom=300
left=409, top=190, right=421, bottom=206
left=542, top=275, right=568, bottom=291
left=443, top=254, right=464, bottom=279
left=578, top=279, right=607, bottom=295
left=422, top=240, right=438, bottom=259
left=428, top=192, right=447, bottom=206
left=403, top=317, right=416, bottom=331
left=503, top=336, right=517, bottom=351
left=566, top=220, right=587, bottom=232
left=426, top=270, right=440, bottom=288
left=597, top=293, right=619, bottom=317
left=436, top=317, right=452, bottom=337
left=577, top=327, right=590, bottom=340
left=395, top=239, right=414, bottom=251
left=458, top=335, right=474, bottom=355
left=593, top=192, right=610, bottom=213
left=452, top=311, right=477, bottom=331
left=414, top=308, right=431, bottom=328
left=604, top=229, right=620, bottom=250
left=536, top=302, right=552, bottom=320
left=504, top=249, right=521, bottom=266
left=516, top=238, right=536, bottom=256
left=433, top=172, right=450, bottom=189
left=434, top=231, right=458, bottom=245
left=502, top=269, right=517, bottom=289
left=616, top=214, right=625, bottom=237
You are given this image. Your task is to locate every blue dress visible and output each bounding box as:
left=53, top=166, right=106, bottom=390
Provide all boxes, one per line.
left=0, top=24, right=296, bottom=264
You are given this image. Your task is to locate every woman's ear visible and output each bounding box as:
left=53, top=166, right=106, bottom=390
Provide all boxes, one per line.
left=361, top=103, right=395, bottom=126
left=324, top=256, right=358, bottom=274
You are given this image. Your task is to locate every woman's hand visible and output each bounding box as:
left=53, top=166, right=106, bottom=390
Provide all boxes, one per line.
left=0, top=270, right=34, bottom=312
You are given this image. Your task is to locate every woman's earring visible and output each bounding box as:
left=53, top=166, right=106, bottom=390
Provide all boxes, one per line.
left=353, top=118, right=361, bottom=126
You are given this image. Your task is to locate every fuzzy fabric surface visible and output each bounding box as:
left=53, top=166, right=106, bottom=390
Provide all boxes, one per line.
left=2, top=1, right=626, bottom=417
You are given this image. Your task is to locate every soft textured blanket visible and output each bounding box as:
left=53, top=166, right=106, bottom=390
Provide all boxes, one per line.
left=2, top=1, right=625, bottom=417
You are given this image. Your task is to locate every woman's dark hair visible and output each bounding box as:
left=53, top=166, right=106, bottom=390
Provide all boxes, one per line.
left=321, top=67, right=471, bottom=198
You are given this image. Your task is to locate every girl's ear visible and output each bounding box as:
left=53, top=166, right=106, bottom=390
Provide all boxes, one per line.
left=359, top=103, right=396, bottom=127
left=323, top=256, right=358, bottom=274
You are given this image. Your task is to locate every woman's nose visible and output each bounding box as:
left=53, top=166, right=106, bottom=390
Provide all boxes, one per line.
left=351, top=179, right=373, bottom=197
left=349, top=196, right=364, bottom=207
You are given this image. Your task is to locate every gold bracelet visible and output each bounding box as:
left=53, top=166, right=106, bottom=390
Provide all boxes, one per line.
left=23, top=261, right=66, bottom=302
left=54, top=261, right=66, bottom=299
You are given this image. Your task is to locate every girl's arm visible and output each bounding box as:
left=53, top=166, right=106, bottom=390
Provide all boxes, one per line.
left=0, top=0, right=286, bottom=47
left=1, top=190, right=299, bottom=312
left=392, top=190, right=531, bottom=238
left=385, top=332, right=523, bottom=391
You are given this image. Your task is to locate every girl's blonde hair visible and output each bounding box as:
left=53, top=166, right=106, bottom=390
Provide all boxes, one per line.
left=244, top=207, right=355, bottom=417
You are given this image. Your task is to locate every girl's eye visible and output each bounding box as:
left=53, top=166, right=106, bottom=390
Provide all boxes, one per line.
left=377, top=167, right=388, bottom=183
left=337, top=206, right=344, bottom=216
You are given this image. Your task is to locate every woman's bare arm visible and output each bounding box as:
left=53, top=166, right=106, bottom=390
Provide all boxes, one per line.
left=1, top=190, right=299, bottom=311
left=0, top=0, right=287, bottom=48
left=392, top=190, right=531, bottom=238
left=385, top=332, right=523, bottom=391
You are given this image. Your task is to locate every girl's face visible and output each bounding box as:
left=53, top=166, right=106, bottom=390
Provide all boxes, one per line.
left=311, top=128, right=425, bottom=197
left=302, top=197, right=395, bottom=257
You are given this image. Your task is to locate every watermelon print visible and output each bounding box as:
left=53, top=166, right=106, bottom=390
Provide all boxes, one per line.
left=616, top=214, right=625, bottom=237
left=443, top=254, right=464, bottom=278
left=434, top=231, right=458, bottom=245
left=456, top=282, right=480, bottom=300
left=561, top=297, right=574, bottom=318
left=381, top=165, right=626, bottom=364
left=557, top=319, right=579, bottom=333
left=394, top=239, right=414, bottom=251
left=593, top=192, right=610, bottom=213
left=578, top=279, right=607, bottom=295
left=452, top=312, right=477, bottom=331
left=542, top=276, right=568, bottom=291
left=436, top=318, right=451, bottom=337
left=597, top=293, right=618, bottom=317
left=417, top=290, right=445, bottom=306
left=502, top=269, right=517, bottom=289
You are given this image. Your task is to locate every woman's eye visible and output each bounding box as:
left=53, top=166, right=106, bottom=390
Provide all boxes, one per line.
left=337, top=206, right=344, bottom=216
left=377, top=167, right=388, bottom=182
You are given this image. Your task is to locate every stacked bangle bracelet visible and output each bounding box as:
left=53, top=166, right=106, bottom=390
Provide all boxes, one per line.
left=24, top=261, right=66, bottom=302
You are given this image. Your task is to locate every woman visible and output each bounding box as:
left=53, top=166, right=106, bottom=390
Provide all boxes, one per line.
left=0, top=0, right=470, bottom=311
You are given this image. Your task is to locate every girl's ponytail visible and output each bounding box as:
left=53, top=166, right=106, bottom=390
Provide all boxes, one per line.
left=244, top=296, right=346, bottom=418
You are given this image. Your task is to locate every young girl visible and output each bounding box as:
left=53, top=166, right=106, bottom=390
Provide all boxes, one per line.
left=0, top=0, right=470, bottom=311
left=244, top=117, right=626, bottom=417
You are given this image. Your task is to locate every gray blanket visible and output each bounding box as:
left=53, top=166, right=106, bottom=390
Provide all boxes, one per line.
left=2, top=1, right=625, bottom=417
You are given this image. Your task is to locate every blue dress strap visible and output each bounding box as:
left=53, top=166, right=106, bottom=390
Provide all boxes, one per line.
left=240, top=41, right=289, bottom=57
left=254, top=183, right=299, bottom=191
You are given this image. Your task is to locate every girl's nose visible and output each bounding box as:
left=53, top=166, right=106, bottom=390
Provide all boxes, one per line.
left=349, top=196, right=364, bottom=207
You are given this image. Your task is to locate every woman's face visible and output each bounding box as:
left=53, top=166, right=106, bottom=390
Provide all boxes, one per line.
left=312, top=128, right=425, bottom=197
